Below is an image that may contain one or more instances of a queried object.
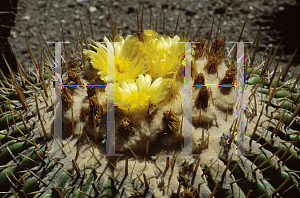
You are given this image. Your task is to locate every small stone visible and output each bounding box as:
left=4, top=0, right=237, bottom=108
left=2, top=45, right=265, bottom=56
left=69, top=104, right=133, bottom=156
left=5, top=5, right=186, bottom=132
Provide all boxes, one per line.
left=240, top=7, right=249, bottom=14
left=122, top=22, right=129, bottom=29
left=215, top=6, right=226, bottom=15
left=76, top=0, right=86, bottom=6
left=194, top=15, right=200, bottom=19
left=171, top=4, right=177, bottom=10
left=167, top=17, right=174, bottom=22
left=278, top=6, right=285, bottom=11
left=261, top=26, right=271, bottom=30
left=248, top=14, right=255, bottom=20
left=21, top=49, right=27, bottom=54
left=53, top=3, right=59, bottom=8
left=161, top=3, right=169, bottom=9
left=37, top=1, right=46, bottom=6
left=258, top=19, right=272, bottom=26
left=10, top=31, right=17, bottom=38
left=22, top=15, right=30, bottom=20
left=127, top=7, right=135, bottom=14
left=259, top=44, right=267, bottom=51
left=185, top=9, right=196, bottom=16
left=113, top=2, right=120, bottom=8
left=89, top=6, right=97, bottom=13
left=74, top=14, right=80, bottom=19
left=148, top=2, right=156, bottom=8
left=98, top=15, right=105, bottom=20
left=68, top=2, right=76, bottom=8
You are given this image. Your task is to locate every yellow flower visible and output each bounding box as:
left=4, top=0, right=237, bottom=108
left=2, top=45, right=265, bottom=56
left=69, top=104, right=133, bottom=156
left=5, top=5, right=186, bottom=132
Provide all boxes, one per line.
left=83, top=36, right=148, bottom=82
left=162, top=78, right=181, bottom=100
left=142, top=30, right=159, bottom=43
left=145, top=34, right=185, bottom=79
left=108, top=74, right=167, bottom=114
left=83, top=39, right=108, bottom=80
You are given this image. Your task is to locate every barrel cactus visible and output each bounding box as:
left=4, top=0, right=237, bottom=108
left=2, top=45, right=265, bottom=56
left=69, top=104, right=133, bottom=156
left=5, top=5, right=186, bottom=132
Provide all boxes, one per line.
left=0, top=8, right=300, bottom=198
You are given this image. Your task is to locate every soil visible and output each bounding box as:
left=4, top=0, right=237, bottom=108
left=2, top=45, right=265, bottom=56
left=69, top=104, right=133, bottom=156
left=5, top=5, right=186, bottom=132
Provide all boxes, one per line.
left=8, top=0, right=300, bottom=80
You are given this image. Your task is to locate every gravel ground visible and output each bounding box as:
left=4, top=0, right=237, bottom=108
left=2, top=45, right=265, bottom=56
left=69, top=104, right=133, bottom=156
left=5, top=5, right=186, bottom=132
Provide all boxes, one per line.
left=8, top=0, right=300, bottom=80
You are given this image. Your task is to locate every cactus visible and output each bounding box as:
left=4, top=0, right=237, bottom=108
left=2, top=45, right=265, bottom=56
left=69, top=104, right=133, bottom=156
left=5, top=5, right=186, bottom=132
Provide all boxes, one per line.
left=0, top=7, right=300, bottom=198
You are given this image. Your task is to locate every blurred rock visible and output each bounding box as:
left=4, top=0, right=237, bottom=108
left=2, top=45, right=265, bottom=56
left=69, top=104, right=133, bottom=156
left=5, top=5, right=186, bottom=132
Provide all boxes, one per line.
left=76, top=0, right=87, bottom=6
left=194, top=15, right=200, bottom=19
left=10, top=30, right=17, bottom=38
left=214, top=6, right=226, bottom=15
left=171, top=4, right=177, bottom=10
left=148, top=2, right=156, bottom=8
left=161, top=4, right=169, bottom=9
left=248, top=14, right=255, bottom=20
left=74, top=14, right=80, bottom=19
left=89, top=6, right=97, bottom=13
left=240, top=7, right=249, bottom=14
left=259, top=44, right=267, bottom=51
left=167, top=17, right=174, bottom=22
left=22, top=15, right=30, bottom=20
left=127, top=7, right=135, bottom=14
left=122, top=22, right=129, bottom=29
left=68, top=2, right=76, bottom=8
left=113, top=2, right=120, bottom=8
left=21, top=49, right=28, bottom=54
left=37, top=1, right=47, bottom=7
left=185, top=9, right=196, bottom=16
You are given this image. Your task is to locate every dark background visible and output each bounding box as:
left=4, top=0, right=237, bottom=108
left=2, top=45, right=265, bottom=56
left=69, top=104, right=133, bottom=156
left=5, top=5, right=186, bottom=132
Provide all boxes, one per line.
left=8, top=0, right=300, bottom=80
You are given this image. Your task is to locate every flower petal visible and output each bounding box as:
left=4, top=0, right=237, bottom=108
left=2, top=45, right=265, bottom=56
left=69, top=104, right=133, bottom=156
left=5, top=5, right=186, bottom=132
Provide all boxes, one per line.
left=126, top=79, right=137, bottom=95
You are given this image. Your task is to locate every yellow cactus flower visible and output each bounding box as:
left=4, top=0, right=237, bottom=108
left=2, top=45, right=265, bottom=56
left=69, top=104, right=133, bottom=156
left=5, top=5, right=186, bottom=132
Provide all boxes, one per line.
left=162, top=78, right=181, bottom=100
left=142, top=30, right=159, bottom=43
left=145, top=34, right=185, bottom=79
left=83, top=36, right=148, bottom=82
left=83, top=39, right=108, bottom=80
left=108, top=74, right=167, bottom=114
